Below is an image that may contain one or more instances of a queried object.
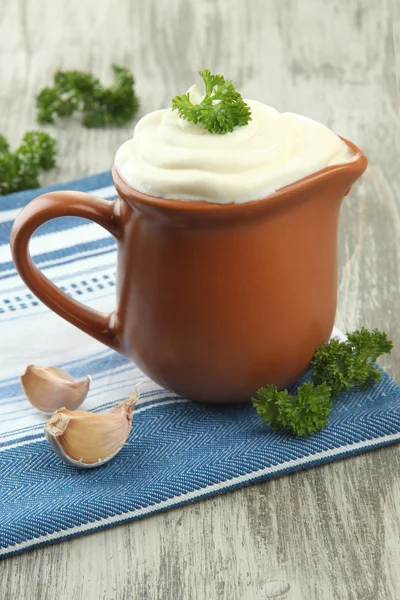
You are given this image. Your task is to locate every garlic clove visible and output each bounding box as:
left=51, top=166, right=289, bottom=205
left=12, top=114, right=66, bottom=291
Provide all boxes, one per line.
left=44, top=396, right=137, bottom=469
left=21, top=365, right=91, bottom=415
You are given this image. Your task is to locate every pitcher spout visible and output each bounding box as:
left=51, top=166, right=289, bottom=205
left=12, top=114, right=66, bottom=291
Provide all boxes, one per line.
left=310, top=137, right=367, bottom=199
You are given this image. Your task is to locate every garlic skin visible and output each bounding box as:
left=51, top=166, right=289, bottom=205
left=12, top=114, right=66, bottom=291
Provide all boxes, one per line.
left=44, top=396, right=137, bottom=469
left=21, top=365, right=91, bottom=415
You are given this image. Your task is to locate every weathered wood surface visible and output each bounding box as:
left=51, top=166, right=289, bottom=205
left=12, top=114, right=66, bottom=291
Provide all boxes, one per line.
left=1, top=0, right=400, bottom=598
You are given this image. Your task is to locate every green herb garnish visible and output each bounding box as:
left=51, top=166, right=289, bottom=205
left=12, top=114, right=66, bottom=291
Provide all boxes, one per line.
left=253, top=328, right=393, bottom=437
left=36, top=65, right=139, bottom=128
left=312, top=327, right=393, bottom=395
left=0, top=131, right=57, bottom=195
left=172, top=69, right=252, bottom=134
left=253, top=382, right=332, bottom=437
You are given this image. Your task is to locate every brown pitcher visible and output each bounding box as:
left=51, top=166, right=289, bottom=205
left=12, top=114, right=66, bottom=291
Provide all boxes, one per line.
left=10, top=138, right=367, bottom=403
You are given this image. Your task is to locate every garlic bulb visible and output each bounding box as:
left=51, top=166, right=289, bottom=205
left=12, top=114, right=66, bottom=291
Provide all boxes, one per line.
left=44, top=396, right=137, bottom=469
left=21, top=365, right=91, bottom=415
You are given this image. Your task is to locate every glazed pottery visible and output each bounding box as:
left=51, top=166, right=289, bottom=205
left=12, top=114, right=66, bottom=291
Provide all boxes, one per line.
left=10, top=138, right=367, bottom=403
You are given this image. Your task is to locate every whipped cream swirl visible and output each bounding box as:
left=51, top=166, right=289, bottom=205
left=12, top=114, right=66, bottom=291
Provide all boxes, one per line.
left=114, top=92, right=351, bottom=204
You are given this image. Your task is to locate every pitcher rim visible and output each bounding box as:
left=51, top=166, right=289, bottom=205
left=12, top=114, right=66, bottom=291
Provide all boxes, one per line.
left=112, top=137, right=367, bottom=214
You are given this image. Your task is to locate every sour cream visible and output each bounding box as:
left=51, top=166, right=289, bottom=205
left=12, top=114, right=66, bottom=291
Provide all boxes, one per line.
left=115, top=89, right=350, bottom=204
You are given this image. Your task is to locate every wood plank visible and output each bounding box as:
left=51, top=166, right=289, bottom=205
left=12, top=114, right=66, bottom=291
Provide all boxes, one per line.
left=0, top=0, right=399, bottom=598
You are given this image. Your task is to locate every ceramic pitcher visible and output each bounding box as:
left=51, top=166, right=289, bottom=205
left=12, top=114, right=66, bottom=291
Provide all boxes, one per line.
left=10, top=138, right=367, bottom=403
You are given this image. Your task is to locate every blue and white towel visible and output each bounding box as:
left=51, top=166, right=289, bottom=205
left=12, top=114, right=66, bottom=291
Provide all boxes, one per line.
left=1, top=174, right=400, bottom=558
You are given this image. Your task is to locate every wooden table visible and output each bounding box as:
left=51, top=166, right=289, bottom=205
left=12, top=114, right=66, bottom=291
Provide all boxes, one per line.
left=1, top=0, right=399, bottom=598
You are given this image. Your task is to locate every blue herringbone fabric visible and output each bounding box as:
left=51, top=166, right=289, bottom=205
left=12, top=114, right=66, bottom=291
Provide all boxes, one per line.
left=0, top=174, right=399, bottom=558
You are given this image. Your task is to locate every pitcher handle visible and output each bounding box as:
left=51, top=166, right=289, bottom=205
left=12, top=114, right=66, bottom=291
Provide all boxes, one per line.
left=10, top=190, right=122, bottom=353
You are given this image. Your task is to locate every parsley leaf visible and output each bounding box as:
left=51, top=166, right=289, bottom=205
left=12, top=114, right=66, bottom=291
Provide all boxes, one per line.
left=252, top=382, right=332, bottom=437
left=36, top=65, right=139, bottom=128
left=253, top=328, right=393, bottom=437
left=0, top=134, right=10, bottom=154
left=312, top=327, right=393, bottom=396
left=0, top=131, right=57, bottom=195
left=172, top=69, right=252, bottom=134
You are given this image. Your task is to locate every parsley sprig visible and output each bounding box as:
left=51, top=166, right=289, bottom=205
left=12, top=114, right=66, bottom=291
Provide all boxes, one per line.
left=172, top=69, right=251, bottom=134
left=0, top=132, right=57, bottom=195
left=253, top=382, right=332, bottom=438
left=37, top=65, right=139, bottom=128
left=253, top=328, right=393, bottom=437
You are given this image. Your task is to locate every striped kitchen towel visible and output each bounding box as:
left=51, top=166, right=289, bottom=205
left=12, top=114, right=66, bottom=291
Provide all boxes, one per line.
left=1, top=173, right=400, bottom=558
